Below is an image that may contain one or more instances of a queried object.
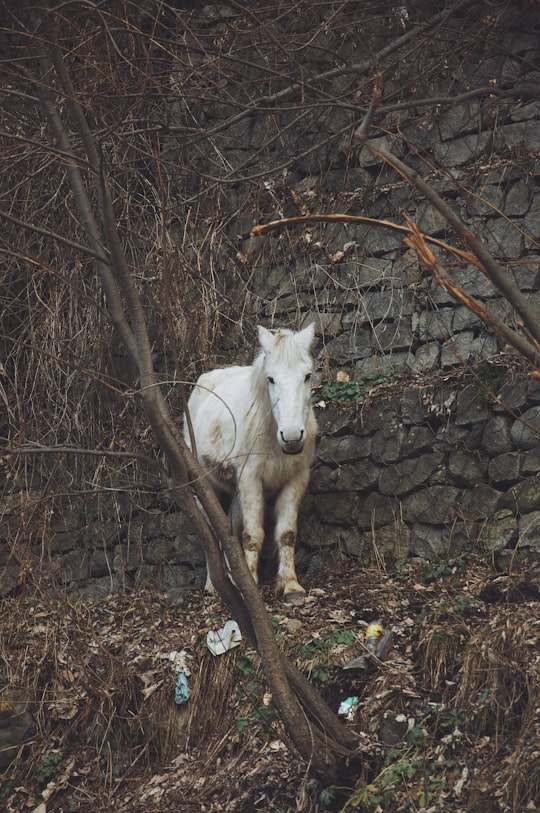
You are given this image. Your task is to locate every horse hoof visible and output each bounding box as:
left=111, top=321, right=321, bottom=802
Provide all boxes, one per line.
left=283, top=590, right=306, bottom=606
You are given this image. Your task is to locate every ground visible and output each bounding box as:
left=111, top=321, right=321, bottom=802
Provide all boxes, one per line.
left=0, top=553, right=539, bottom=812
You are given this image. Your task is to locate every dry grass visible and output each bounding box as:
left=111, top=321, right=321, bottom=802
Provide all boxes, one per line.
left=0, top=557, right=538, bottom=811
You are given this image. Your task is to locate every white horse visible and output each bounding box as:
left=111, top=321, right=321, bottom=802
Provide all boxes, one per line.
left=184, top=324, right=317, bottom=603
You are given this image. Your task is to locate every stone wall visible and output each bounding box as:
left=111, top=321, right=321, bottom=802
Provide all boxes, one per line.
left=1, top=1, right=539, bottom=599
left=302, top=371, right=540, bottom=575
left=5, top=362, right=536, bottom=602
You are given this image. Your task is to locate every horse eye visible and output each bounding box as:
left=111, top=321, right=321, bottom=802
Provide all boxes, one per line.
left=267, top=376, right=275, bottom=384
left=305, top=373, right=312, bottom=383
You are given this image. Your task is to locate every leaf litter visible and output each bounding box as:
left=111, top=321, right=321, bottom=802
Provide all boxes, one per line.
left=0, top=554, right=538, bottom=812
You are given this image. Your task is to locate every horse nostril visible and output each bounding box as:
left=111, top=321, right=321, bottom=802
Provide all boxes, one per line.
left=280, top=429, right=304, bottom=444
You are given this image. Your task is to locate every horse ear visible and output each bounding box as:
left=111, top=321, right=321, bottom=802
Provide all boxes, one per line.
left=299, top=322, right=315, bottom=349
left=257, top=325, right=275, bottom=354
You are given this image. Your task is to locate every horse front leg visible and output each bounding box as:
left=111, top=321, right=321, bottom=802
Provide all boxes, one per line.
left=237, top=479, right=265, bottom=585
left=273, top=483, right=306, bottom=604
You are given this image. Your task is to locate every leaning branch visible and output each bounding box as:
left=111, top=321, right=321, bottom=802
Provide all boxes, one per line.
left=31, top=19, right=356, bottom=778
left=404, top=219, right=540, bottom=372
left=354, top=78, right=540, bottom=350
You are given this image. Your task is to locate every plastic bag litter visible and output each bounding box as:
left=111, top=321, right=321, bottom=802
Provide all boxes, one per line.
left=206, top=620, right=242, bottom=656
left=338, top=696, right=359, bottom=720
left=174, top=668, right=190, bottom=705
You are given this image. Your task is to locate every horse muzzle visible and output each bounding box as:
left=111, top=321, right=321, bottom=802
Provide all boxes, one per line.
left=281, top=442, right=304, bottom=455
left=279, top=430, right=305, bottom=455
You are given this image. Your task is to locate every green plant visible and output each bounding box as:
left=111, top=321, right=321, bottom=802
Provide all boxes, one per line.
left=36, top=750, right=63, bottom=784
left=313, top=370, right=397, bottom=404
left=236, top=655, right=256, bottom=676
left=235, top=673, right=278, bottom=736
left=421, top=551, right=469, bottom=583
left=319, top=786, right=337, bottom=806
left=341, top=754, right=422, bottom=811
left=453, top=593, right=476, bottom=614
left=418, top=771, right=447, bottom=806
left=300, top=628, right=356, bottom=683
left=440, top=707, right=466, bottom=731
left=406, top=722, right=427, bottom=745
left=0, top=779, right=15, bottom=801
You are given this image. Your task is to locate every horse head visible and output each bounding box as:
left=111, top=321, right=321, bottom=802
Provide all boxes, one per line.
left=257, top=323, right=315, bottom=455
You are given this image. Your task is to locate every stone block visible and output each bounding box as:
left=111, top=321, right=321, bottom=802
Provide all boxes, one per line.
left=323, top=331, right=371, bottom=364
left=75, top=573, right=132, bottom=601
left=481, top=415, right=513, bottom=455
left=311, top=491, right=361, bottom=525
left=414, top=308, right=453, bottom=341
left=518, top=511, right=540, bottom=552
left=482, top=217, right=525, bottom=258
left=438, top=101, right=481, bottom=141
left=371, top=426, right=408, bottom=464
left=523, top=446, right=540, bottom=475
left=114, top=543, right=143, bottom=573
left=372, top=319, right=413, bottom=353
left=50, top=532, right=76, bottom=555
left=144, top=539, right=177, bottom=565
left=479, top=510, right=517, bottom=552
left=315, top=405, right=356, bottom=437
left=434, top=131, right=491, bottom=167
left=510, top=264, right=540, bottom=292
left=89, top=549, right=114, bottom=579
left=452, top=306, right=481, bottom=332
left=440, top=331, right=476, bottom=367
left=401, top=486, right=461, bottom=525
left=498, top=120, right=540, bottom=154
left=510, top=406, right=540, bottom=449
left=505, top=476, right=540, bottom=514
left=317, top=435, right=371, bottom=464
left=355, top=257, right=393, bottom=286
left=505, top=179, right=532, bottom=217
left=458, top=485, right=502, bottom=521
left=401, top=425, right=436, bottom=456
left=408, top=341, right=441, bottom=372
left=410, top=524, right=452, bottom=559
left=356, top=492, right=400, bottom=530
left=448, top=450, right=488, bottom=486
left=455, top=384, right=490, bottom=425
left=378, top=453, right=443, bottom=496
left=400, top=389, right=429, bottom=425
left=312, top=462, right=381, bottom=493
left=488, top=452, right=522, bottom=486
left=494, top=376, right=532, bottom=412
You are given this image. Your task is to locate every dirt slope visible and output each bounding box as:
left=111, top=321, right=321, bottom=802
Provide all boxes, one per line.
left=1, top=554, right=539, bottom=812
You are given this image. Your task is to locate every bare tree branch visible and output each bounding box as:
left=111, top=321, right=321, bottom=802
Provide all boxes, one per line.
left=403, top=218, right=540, bottom=372
left=354, top=77, right=540, bottom=369
left=250, top=211, right=478, bottom=264
left=22, top=8, right=357, bottom=779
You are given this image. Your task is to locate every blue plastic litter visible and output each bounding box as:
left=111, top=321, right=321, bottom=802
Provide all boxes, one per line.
left=174, top=668, right=190, bottom=705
